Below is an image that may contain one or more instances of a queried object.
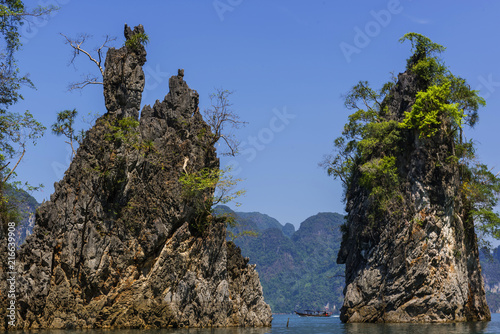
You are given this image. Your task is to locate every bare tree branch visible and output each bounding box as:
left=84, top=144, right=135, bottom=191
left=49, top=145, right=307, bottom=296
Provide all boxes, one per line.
left=60, top=33, right=116, bottom=91
left=203, top=89, right=247, bottom=157
left=67, top=73, right=103, bottom=91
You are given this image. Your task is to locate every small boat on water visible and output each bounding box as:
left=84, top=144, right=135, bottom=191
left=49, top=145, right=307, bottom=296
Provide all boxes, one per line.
left=295, top=310, right=332, bottom=317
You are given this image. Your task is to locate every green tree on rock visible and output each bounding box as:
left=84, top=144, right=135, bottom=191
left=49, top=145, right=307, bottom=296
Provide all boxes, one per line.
left=323, top=32, right=500, bottom=244
left=180, top=89, right=247, bottom=235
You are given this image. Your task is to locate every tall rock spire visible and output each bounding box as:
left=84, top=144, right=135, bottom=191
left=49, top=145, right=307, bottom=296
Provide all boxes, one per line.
left=103, top=24, right=147, bottom=119
left=338, top=68, right=490, bottom=323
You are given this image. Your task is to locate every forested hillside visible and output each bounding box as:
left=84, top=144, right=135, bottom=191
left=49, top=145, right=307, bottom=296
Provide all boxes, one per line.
left=480, top=249, right=500, bottom=313
left=4, top=187, right=39, bottom=246
left=221, top=206, right=345, bottom=313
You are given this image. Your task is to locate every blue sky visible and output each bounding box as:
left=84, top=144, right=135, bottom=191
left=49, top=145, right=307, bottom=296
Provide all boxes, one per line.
left=10, top=0, right=500, bottom=230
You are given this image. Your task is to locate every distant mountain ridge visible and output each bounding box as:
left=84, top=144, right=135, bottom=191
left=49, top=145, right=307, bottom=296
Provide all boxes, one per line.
left=480, top=249, right=500, bottom=313
left=236, top=211, right=283, bottom=231
left=218, top=205, right=345, bottom=313
left=4, top=187, right=39, bottom=246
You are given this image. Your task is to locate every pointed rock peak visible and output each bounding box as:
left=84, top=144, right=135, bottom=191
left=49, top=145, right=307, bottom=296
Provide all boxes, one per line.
left=162, top=69, right=199, bottom=120
left=103, top=24, right=147, bottom=119
left=4, top=24, right=272, bottom=330
left=124, top=24, right=147, bottom=64
left=124, top=23, right=144, bottom=39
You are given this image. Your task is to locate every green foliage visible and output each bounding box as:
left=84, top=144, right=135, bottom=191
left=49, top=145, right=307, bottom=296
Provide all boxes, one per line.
left=359, top=156, right=399, bottom=196
left=0, top=110, right=45, bottom=185
left=462, top=164, right=500, bottom=239
left=0, top=110, right=45, bottom=159
left=401, top=82, right=464, bottom=138
left=0, top=182, right=20, bottom=225
left=321, top=82, right=384, bottom=192
left=124, top=32, right=149, bottom=50
left=358, top=120, right=401, bottom=157
left=399, top=33, right=447, bottom=89
left=399, top=32, right=484, bottom=128
left=410, top=57, right=445, bottom=85
left=1, top=1, right=32, bottom=109
left=104, top=116, right=140, bottom=146
left=359, top=155, right=402, bottom=224
left=0, top=1, right=25, bottom=50
left=343, top=81, right=383, bottom=112
left=180, top=167, right=220, bottom=202
left=1, top=1, right=57, bottom=108
left=179, top=166, right=245, bottom=234
left=51, top=109, right=83, bottom=157
left=52, top=109, right=77, bottom=133
left=399, top=33, right=445, bottom=68
left=447, top=74, right=485, bottom=128
left=0, top=1, right=56, bottom=226
left=1, top=1, right=56, bottom=54
left=324, top=32, right=500, bottom=243
left=52, top=109, right=106, bottom=161
left=0, top=108, right=45, bottom=228
left=323, top=78, right=403, bottom=216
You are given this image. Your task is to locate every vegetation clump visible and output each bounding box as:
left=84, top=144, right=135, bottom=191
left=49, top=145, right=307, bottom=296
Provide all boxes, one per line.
left=125, top=32, right=149, bottom=50
left=324, top=32, right=500, bottom=243
left=180, top=166, right=245, bottom=235
left=179, top=89, right=247, bottom=235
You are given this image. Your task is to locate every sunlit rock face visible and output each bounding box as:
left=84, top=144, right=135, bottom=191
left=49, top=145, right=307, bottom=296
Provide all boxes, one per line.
left=338, top=70, right=490, bottom=323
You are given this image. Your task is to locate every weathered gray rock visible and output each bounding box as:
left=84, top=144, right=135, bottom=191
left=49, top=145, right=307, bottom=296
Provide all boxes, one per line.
left=0, top=25, right=271, bottom=329
left=338, top=70, right=490, bottom=322
left=103, top=24, right=147, bottom=119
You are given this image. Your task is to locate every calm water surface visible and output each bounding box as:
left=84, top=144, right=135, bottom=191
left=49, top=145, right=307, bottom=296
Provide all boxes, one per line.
left=146, top=313, right=500, bottom=334
left=21, top=314, right=500, bottom=334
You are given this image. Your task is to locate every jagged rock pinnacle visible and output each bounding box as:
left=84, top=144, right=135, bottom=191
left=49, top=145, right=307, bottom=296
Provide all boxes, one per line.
left=103, top=24, right=147, bottom=119
left=0, top=25, right=272, bottom=329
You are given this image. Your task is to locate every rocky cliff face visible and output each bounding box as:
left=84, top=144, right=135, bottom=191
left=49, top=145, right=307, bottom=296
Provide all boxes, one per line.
left=337, top=69, right=490, bottom=322
left=0, top=24, right=271, bottom=329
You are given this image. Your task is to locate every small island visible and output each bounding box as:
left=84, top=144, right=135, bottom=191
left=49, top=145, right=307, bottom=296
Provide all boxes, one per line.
left=327, top=33, right=494, bottom=323
left=0, top=25, right=272, bottom=329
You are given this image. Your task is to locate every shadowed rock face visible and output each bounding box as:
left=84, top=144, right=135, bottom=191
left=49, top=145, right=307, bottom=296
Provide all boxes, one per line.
left=0, top=25, right=271, bottom=329
left=338, top=70, right=490, bottom=323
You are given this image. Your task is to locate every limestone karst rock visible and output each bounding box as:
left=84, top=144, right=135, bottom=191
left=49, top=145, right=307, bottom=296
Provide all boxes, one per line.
left=0, top=24, right=272, bottom=329
left=337, top=68, right=491, bottom=323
